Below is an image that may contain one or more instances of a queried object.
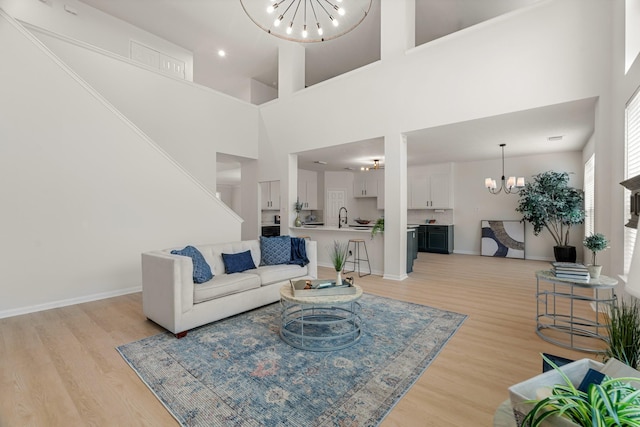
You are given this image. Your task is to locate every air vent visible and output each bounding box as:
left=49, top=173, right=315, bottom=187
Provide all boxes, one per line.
left=547, top=135, right=564, bottom=142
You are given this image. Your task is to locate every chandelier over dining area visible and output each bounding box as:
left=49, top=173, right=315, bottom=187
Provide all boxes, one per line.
left=485, top=144, right=525, bottom=195
left=239, top=0, right=373, bottom=43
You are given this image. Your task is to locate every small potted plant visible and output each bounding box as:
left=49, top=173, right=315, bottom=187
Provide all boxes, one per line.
left=329, top=240, right=348, bottom=285
left=293, top=198, right=303, bottom=227
left=583, top=232, right=609, bottom=278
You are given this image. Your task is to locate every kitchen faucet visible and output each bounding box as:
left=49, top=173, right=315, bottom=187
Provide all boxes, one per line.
left=338, top=207, right=348, bottom=228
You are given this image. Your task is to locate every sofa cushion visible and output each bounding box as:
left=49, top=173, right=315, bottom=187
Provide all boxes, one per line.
left=193, top=273, right=261, bottom=303
left=222, top=250, right=256, bottom=274
left=170, top=245, right=213, bottom=283
left=260, top=235, right=292, bottom=266
left=255, top=264, right=307, bottom=286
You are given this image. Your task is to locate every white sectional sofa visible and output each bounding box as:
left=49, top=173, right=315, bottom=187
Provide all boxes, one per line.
left=142, top=239, right=317, bottom=337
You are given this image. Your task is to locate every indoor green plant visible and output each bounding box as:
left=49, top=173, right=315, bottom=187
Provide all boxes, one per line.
left=293, top=198, right=303, bottom=227
left=329, top=240, right=348, bottom=284
left=371, top=218, right=384, bottom=238
left=516, top=171, right=585, bottom=262
left=583, top=233, right=609, bottom=278
left=522, top=355, right=640, bottom=427
left=607, top=299, right=640, bottom=370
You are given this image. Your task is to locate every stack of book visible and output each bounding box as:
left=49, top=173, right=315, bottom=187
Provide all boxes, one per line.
left=551, top=262, right=590, bottom=281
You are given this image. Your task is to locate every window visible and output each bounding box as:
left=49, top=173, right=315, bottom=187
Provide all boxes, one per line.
left=624, top=87, right=640, bottom=273
left=584, top=154, right=595, bottom=239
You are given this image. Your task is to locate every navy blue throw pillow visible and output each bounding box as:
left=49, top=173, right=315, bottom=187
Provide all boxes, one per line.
left=260, top=235, right=292, bottom=266
left=222, top=250, right=256, bottom=274
left=170, top=245, right=213, bottom=284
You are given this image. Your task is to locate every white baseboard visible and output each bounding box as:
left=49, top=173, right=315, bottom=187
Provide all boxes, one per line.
left=0, top=286, right=142, bottom=319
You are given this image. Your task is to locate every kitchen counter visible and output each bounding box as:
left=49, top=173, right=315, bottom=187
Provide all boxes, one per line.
left=290, top=226, right=384, bottom=275
left=290, top=225, right=418, bottom=276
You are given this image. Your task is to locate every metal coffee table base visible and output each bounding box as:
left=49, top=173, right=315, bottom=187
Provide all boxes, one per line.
left=280, top=302, right=362, bottom=351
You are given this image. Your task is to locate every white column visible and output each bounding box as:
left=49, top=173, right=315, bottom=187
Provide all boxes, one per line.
left=285, top=154, right=299, bottom=230
left=278, top=40, right=305, bottom=98
left=383, top=132, right=408, bottom=280
left=240, top=159, right=259, bottom=240
left=380, top=0, right=415, bottom=60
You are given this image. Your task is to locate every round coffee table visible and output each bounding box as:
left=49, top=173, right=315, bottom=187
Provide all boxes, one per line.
left=279, top=284, right=363, bottom=351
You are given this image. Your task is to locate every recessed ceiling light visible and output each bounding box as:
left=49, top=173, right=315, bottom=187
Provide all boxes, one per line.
left=547, top=135, right=564, bottom=142
left=218, top=50, right=226, bottom=57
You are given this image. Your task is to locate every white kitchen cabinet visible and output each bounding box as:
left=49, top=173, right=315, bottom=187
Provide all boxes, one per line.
left=260, top=180, right=280, bottom=210
left=408, top=165, right=453, bottom=209
left=297, top=169, right=318, bottom=210
left=354, top=173, right=379, bottom=197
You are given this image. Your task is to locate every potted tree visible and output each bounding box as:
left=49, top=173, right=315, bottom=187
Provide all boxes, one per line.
left=583, top=233, right=609, bottom=278
left=516, top=171, right=585, bottom=262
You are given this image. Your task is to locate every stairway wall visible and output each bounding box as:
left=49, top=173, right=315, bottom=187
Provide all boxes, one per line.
left=0, top=10, right=242, bottom=317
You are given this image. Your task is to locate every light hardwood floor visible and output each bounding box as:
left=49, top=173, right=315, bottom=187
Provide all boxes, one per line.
left=0, top=253, right=606, bottom=426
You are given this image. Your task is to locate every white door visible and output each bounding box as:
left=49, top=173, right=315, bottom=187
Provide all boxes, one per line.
left=326, top=189, right=346, bottom=226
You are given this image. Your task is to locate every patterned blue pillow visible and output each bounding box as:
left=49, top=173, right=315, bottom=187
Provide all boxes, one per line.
left=170, top=245, right=213, bottom=284
left=260, top=235, right=292, bottom=266
left=222, top=250, right=256, bottom=274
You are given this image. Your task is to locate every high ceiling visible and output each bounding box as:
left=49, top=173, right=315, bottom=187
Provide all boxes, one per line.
left=76, top=0, right=594, bottom=174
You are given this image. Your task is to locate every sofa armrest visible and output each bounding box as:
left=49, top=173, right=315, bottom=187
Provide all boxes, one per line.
left=141, top=251, right=195, bottom=334
left=305, top=240, right=318, bottom=279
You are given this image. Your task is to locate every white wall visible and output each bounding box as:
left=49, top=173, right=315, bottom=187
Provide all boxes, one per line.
left=216, top=185, right=242, bottom=215
left=259, top=0, right=612, bottom=275
left=251, top=79, right=278, bottom=105
left=30, top=27, right=259, bottom=194
left=0, top=10, right=241, bottom=317
left=259, top=0, right=610, bottom=156
left=0, top=0, right=193, bottom=81
left=453, top=151, right=584, bottom=260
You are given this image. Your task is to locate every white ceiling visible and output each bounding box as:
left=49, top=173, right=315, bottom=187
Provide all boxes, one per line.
left=76, top=0, right=595, bottom=175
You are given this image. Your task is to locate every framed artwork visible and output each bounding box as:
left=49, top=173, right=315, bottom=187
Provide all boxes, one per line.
left=481, top=220, right=525, bottom=259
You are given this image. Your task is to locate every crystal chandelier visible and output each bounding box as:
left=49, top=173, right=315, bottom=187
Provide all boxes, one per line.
left=239, top=0, right=373, bottom=43
left=485, top=144, right=525, bottom=195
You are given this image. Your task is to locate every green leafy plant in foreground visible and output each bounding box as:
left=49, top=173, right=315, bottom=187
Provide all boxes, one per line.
left=522, top=355, right=640, bottom=427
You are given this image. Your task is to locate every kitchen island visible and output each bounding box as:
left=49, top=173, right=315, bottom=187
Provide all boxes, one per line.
left=291, top=225, right=418, bottom=276
left=291, top=226, right=384, bottom=275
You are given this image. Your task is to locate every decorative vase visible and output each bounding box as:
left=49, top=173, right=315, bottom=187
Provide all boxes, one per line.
left=336, top=270, right=342, bottom=286
left=553, top=246, right=577, bottom=263
left=588, top=265, right=602, bottom=279
left=294, top=214, right=302, bottom=227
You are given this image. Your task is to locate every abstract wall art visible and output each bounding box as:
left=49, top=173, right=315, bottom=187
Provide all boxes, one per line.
left=481, top=220, right=525, bottom=259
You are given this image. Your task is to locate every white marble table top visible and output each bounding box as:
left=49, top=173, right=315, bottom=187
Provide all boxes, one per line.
left=280, top=283, right=363, bottom=304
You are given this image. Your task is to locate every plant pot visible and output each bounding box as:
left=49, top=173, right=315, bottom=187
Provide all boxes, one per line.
left=587, top=265, right=602, bottom=279
left=294, top=215, right=302, bottom=227
left=553, top=246, right=577, bottom=263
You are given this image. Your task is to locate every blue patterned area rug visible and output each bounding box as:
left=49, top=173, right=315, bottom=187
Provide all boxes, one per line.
left=117, top=293, right=466, bottom=427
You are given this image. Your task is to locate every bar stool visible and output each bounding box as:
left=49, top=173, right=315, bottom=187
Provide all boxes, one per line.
left=342, top=239, right=371, bottom=277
